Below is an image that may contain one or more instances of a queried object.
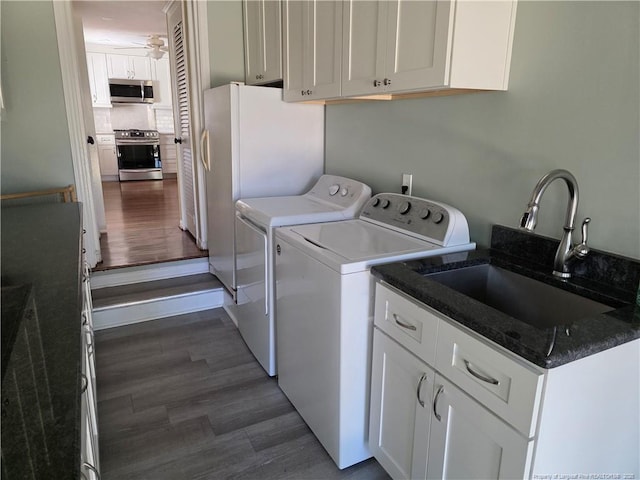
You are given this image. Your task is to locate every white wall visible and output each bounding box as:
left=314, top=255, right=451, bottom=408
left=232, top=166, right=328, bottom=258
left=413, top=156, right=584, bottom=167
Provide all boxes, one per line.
left=1, top=0, right=75, bottom=194
left=325, top=1, right=639, bottom=259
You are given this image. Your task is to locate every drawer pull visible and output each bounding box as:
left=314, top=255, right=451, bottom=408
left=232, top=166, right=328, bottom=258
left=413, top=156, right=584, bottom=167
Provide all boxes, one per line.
left=433, top=384, right=444, bottom=421
left=81, top=373, right=88, bottom=394
left=416, top=373, right=428, bottom=407
left=464, top=359, right=500, bottom=385
left=83, top=461, right=101, bottom=480
left=393, top=313, right=416, bottom=331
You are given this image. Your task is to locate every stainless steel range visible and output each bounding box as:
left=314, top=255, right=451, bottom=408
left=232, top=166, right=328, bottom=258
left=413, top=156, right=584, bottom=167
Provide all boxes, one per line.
left=114, top=129, right=162, bottom=181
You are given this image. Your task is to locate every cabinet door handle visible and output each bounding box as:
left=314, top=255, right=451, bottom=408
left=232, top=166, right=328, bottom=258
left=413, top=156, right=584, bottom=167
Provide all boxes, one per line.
left=83, top=461, right=101, bottom=480
left=393, top=313, right=416, bottom=331
left=463, top=359, right=500, bottom=385
left=416, top=373, right=428, bottom=407
left=383, top=78, right=392, bottom=86
left=433, top=384, right=444, bottom=421
left=81, top=373, right=88, bottom=394
left=373, top=79, right=381, bottom=87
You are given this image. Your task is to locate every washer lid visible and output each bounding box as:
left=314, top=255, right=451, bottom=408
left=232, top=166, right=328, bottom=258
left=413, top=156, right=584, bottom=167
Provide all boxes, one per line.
left=288, top=220, right=438, bottom=262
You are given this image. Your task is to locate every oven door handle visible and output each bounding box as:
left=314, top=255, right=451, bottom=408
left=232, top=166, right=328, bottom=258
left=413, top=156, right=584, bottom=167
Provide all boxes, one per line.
left=200, top=129, right=210, bottom=172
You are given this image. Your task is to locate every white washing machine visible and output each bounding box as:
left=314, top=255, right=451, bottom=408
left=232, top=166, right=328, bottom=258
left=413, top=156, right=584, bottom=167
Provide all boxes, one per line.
left=229, top=174, right=371, bottom=376
left=274, top=193, right=476, bottom=469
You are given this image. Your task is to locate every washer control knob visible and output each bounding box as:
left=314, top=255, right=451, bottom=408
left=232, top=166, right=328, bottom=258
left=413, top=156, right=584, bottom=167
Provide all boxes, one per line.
left=340, top=187, right=349, bottom=197
left=329, top=184, right=340, bottom=196
left=381, top=199, right=391, bottom=209
left=420, top=208, right=431, bottom=219
left=371, top=198, right=380, bottom=207
left=398, top=201, right=411, bottom=214
left=433, top=212, right=445, bottom=224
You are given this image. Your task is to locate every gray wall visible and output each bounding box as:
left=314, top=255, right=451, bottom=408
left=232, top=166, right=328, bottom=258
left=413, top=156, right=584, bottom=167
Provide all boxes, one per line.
left=1, top=0, right=75, bottom=194
left=325, top=1, right=639, bottom=260
left=207, top=0, right=246, bottom=87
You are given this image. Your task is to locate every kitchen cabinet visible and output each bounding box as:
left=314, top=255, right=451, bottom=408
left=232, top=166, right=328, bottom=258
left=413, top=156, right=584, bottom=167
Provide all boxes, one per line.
left=107, top=54, right=152, bottom=80
left=80, top=254, right=99, bottom=479
left=282, top=0, right=342, bottom=102
left=151, top=57, right=174, bottom=108
left=370, top=281, right=640, bottom=479
left=1, top=204, right=99, bottom=479
left=369, top=330, right=433, bottom=480
left=160, top=134, right=178, bottom=175
left=97, top=134, right=118, bottom=179
left=243, top=0, right=282, bottom=85
left=427, top=374, right=532, bottom=479
left=86, top=52, right=111, bottom=107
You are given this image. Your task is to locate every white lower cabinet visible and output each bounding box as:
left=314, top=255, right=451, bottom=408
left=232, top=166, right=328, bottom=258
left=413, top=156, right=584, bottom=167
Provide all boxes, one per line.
left=370, top=330, right=433, bottom=480
left=370, top=282, right=640, bottom=479
left=427, top=374, right=532, bottom=479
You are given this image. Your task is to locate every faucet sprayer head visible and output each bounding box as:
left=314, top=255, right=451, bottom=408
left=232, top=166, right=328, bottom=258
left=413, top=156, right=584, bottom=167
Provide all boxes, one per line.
left=520, top=205, right=538, bottom=230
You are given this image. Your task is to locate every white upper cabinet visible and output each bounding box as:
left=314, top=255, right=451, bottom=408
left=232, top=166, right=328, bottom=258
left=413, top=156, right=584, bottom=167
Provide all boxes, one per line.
left=282, top=0, right=342, bottom=102
left=106, top=54, right=152, bottom=80
left=244, top=0, right=282, bottom=85
left=341, top=0, right=518, bottom=99
left=86, top=52, right=111, bottom=108
left=151, top=57, right=173, bottom=108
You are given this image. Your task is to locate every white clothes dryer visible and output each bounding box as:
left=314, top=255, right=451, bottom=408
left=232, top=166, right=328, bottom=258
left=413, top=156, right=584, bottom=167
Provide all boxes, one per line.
left=274, top=193, right=476, bottom=469
left=229, top=174, right=371, bottom=376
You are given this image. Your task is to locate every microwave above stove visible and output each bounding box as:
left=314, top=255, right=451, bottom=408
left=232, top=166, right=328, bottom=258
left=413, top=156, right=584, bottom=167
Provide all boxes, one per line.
left=109, top=79, right=154, bottom=104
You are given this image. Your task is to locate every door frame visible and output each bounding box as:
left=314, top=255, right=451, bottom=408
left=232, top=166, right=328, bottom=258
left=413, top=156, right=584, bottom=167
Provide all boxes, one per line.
left=52, top=0, right=210, bottom=267
left=52, top=1, right=101, bottom=267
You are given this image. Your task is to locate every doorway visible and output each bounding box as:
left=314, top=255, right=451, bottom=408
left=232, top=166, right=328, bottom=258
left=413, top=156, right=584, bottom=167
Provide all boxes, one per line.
left=73, top=0, right=205, bottom=269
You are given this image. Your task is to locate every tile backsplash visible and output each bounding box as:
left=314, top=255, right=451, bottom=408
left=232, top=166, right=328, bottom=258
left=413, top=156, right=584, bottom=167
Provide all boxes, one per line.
left=92, top=105, right=174, bottom=134
left=110, top=104, right=155, bottom=130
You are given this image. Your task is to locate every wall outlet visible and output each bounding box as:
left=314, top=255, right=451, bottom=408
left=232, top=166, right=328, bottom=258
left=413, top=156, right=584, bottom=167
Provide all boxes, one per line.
left=402, top=173, right=413, bottom=196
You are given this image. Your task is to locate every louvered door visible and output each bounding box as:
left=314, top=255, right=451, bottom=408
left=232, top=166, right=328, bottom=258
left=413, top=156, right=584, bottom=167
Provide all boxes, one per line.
left=167, top=3, right=197, bottom=237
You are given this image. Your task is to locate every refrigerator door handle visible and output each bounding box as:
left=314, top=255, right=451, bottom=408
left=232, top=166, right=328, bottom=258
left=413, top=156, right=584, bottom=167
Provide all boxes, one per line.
left=200, top=129, right=210, bottom=171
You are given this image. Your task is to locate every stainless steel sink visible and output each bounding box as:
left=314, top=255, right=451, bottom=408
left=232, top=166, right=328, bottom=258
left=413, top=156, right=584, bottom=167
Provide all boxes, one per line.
left=427, top=265, right=614, bottom=328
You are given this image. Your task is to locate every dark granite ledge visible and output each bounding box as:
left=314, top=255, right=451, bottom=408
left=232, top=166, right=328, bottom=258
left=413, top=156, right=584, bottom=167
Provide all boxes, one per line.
left=371, top=226, right=640, bottom=369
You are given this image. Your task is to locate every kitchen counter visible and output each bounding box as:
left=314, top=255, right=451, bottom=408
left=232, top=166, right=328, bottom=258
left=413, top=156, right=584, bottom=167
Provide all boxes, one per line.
left=371, top=225, right=640, bottom=369
left=1, top=203, right=84, bottom=478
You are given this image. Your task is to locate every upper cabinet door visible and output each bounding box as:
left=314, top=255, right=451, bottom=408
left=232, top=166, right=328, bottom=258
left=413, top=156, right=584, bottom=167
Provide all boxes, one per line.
left=151, top=57, right=173, bottom=108
left=244, top=0, right=283, bottom=85
left=106, top=54, right=130, bottom=79
left=86, top=52, right=111, bottom=107
left=129, top=56, right=152, bottom=80
left=106, top=54, right=151, bottom=80
left=341, top=0, right=387, bottom=97
left=283, top=0, right=341, bottom=102
left=385, top=0, right=453, bottom=91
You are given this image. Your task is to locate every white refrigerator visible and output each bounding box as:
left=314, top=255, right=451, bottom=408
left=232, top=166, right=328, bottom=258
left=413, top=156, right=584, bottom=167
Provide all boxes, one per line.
left=203, top=83, right=324, bottom=299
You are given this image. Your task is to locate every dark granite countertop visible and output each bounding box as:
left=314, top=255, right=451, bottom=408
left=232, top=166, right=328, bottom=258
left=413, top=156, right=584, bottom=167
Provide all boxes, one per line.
left=371, top=225, right=640, bottom=369
left=1, top=203, right=83, bottom=478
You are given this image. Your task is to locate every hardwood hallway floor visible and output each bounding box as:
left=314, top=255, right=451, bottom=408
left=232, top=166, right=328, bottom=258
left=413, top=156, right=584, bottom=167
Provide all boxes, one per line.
left=96, top=309, right=390, bottom=480
left=95, top=179, right=207, bottom=271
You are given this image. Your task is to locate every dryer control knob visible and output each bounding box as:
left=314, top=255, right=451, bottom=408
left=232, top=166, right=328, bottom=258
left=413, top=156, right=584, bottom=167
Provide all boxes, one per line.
left=433, top=212, right=445, bottom=224
left=381, top=199, right=391, bottom=209
left=329, top=184, right=340, bottom=196
left=340, top=187, right=349, bottom=197
left=371, top=198, right=380, bottom=207
left=420, top=208, right=431, bottom=219
left=398, top=201, right=411, bottom=214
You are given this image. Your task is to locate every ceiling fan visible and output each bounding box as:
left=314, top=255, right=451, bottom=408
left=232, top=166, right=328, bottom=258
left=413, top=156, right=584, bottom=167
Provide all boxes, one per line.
left=116, top=35, right=169, bottom=60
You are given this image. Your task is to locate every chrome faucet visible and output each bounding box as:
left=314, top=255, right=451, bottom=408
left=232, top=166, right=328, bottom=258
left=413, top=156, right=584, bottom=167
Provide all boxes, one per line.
left=520, top=169, right=590, bottom=279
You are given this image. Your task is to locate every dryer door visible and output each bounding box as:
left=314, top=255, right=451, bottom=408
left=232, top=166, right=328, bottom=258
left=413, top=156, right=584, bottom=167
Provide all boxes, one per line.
left=234, top=214, right=273, bottom=374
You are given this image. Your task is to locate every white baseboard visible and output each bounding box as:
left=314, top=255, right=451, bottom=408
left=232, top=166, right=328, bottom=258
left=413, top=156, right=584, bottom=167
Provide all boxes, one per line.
left=93, top=288, right=223, bottom=330
left=91, top=258, right=210, bottom=289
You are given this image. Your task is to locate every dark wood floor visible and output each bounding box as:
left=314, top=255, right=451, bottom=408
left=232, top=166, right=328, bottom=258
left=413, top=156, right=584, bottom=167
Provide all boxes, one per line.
left=95, top=179, right=207, bottom=271
left=96, top=309, right=390, bottom=480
